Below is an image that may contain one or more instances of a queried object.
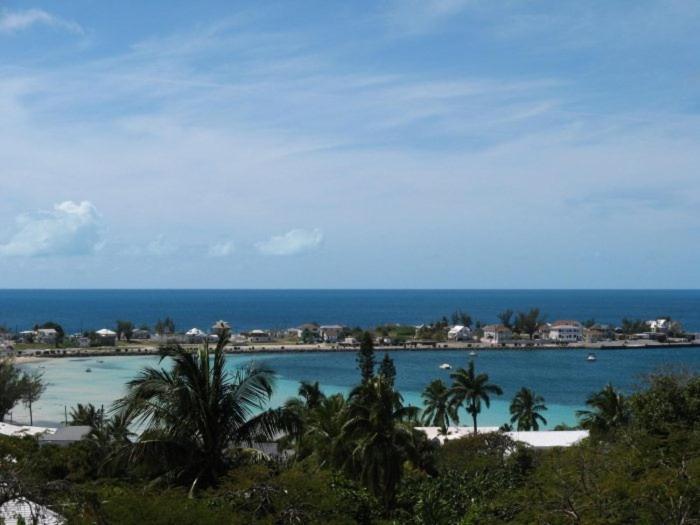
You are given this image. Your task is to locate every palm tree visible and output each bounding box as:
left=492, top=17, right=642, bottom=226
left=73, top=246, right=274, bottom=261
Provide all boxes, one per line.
left=341, top=376, right=419, bottom=510
left=303, top=393, right=350, bottom=466
left=20, top=369, right=46, bottom=426
left=297, top=380, right=325, bottom=410
left=70, top=402, right=104, bottom=427
left=509, top=387, right=547, bottom=430
left=449, top=361, right=503, bottom=434
left=576, top=383, right=629, bottom=434
left=421, top=379, right=458, bottom=432
left=113, top=333, right=285, bottom=495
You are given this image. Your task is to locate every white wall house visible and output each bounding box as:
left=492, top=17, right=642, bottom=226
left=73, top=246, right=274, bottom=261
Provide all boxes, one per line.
left=319, top=325, right=345, bottom=342
left=481, top=324, right=512, bottom=344
left=246, top=329, right=272, bottom=343
left=95, top=328, right=117, bottom=346
left=447, top=325, right=472, bottom=341
left=36, top=328, right=58, bottom=345
left=185, top=327, right=207, bottom=343
left=548, top=320, right=583, bottom=342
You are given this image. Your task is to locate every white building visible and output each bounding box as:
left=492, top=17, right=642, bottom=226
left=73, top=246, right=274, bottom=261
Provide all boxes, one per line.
left=481, top=324, right=512, bottom=344
left=95, top=328, right=117, bottom=346
left=319, top=325, right=345, bottom=342
left=417, top=426, right=589, bottom=449
left=548, top=320, right=583, bottom=342
left=447, top=325, right=472, bottom=341
left=246, top=329, right=272, bottom=343
left=36, top=328, right=58, bottom=345
left=185, top=327, right=207, bottom=343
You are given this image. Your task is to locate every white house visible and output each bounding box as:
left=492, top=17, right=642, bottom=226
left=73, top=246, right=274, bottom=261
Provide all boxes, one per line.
left=185, top=327, right=207, bottom=343
left=319, top=325, right=345, bottom=342
left=211, top=320, right=231, bottom=336
left=95, top=328, right=117, bottom=346
left=447, top=325, right=472, bottom=341
left=481, top=324, right=512, bottom=344
left=131, top=328, right=150, bottom=340
left=287, top=323, right=320, bottom=339
left=36, top=328, right=58, bottom=345
left=548, top=320, right=583, bottom=342
left=245, top=329, right=272, bottom=343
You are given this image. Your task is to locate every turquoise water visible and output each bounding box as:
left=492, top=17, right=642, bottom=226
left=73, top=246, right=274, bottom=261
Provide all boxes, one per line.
left=16, top=347, right=700, bottom=428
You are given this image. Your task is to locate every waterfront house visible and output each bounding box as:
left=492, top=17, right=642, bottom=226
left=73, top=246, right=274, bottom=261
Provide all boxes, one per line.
left=548, top=320, right=583, bottom=342
left=481, top=324, right=512, bottom=345
left=18, top=330, right=36, bottom=343
left=448, top=325, right=472, bottom=341
left=287, top=323, right=320, bottom=339
left=245, top=329, right=272, bottom=343
left=585, top=324, right=615, bottom=343
left=131, top=328, right=150, bottom=340
left=95, top=328, right=117, bottom=346
left=36, top=328, right=58, bottom=345
left=319, top=325, right=345, bottom=342
left=185, top=327, right=207, bottom=343
left=340, top=336, right=359, bottom=346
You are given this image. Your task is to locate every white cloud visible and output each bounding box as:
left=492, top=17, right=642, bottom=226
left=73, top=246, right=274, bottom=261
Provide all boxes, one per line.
left=146, top=235, right=177, bottom=256
left=0, top=201, right=101, bottom=257
left=208, top=240, right=235, bottom=257
left=0, top=8, right=83, bottom=35
left=256, top=229, right=323, bottom=255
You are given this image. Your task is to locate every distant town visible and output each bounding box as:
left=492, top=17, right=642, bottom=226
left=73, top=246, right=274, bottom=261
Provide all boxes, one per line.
left=1, top=309, right=699, bottom=358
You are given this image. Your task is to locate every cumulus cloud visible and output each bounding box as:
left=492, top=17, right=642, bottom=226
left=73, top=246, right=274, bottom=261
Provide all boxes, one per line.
left=255, top=229, right=323, bottom=256
left=0, top=201, right=102, bottom=257
left=0, top=8, right=83, bottom=34
left=208, top=240, right=235, bottom=257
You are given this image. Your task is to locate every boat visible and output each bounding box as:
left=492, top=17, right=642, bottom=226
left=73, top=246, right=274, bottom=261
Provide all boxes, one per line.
left=469, top=350, right=477, bottom=357
left=85, top=368, right=92, bottom=373
left=586, top=353, right=597, bottom=362
left=439, top=363, right=452, bottom=370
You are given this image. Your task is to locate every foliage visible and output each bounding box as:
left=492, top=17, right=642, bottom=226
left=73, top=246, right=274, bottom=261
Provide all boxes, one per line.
left=509, top=387, right=547, bottom=431
left=620, top=317, right=649, bottom=335
left=514, top=308, right=544, bottom=339
left=154, top=316, right=176, bottom=335
left=20, top=369, right=46, bottom=426
left=116, top=320, right=134, bottom=341
left=450, top=309, right=472, bottom=328
left=497, top=309, right=514, bottom=329
left=356, top=331, right=375, bottom=383
left=39, top=321, right=65, bottom=347
left=576, top=383, right=629, bottom=436
left=449, top=361, right=503, bottom=433
left=0, top=359, right=36, bottom=422
left=421, top=379, right=458, bottom=432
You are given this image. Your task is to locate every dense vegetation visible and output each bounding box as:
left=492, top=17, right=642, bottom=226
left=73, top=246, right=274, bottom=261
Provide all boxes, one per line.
left=1, top=333, right=699, bottom=523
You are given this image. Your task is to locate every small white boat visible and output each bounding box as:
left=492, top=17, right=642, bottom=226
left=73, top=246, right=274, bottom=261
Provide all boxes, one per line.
left=469, top=350, right=477, bottom=357
left=439, top=363, right=452, bottom=370
left=586, top=353, right=597, bottom=362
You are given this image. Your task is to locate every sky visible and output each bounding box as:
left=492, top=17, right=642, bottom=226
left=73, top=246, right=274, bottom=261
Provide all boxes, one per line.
left=0, top=0, right=699, bottom=288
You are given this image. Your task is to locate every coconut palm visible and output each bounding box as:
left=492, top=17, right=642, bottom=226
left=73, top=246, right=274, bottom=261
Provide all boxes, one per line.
left=302, top=393, right=350, bottom=466
left=509, top=387, right=547, bottom=431
left=421, top=379, right=458, bottom=432
left=297, top=380, right=325, bottom=410
left=576, top=383, right=629, bottom=434
left=341, top=376, right=419, bottom=509
left=449, top=361, right=503, bottom=434
left=70, top=403, right=104, bottom=427
left=113, top=333, right=285, bottom=494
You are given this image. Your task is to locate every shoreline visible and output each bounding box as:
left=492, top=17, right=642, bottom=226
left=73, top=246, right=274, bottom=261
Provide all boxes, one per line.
left=8, top=340, right=700, bottom=362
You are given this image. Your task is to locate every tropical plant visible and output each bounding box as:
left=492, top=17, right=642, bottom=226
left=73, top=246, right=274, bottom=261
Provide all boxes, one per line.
left=0, top=360, right=31, bottom=422
left=116, top=320, right=134, bottom=341
left=357, top=332, right=375, bottom=382
left=297, top=380, right=325, bottom=410
left=20, top=369, right=46, bottom=425
left=514, top=308, right=544, bottom=339
left=576, top=384, right=629, bottom=434
left=421, top=379, right=458, bottom=432
left=113, top=333, right=286, bottom=494
left=497, top=309, right=514, bottom=330
left=378, top=353, right=396, bottom=385
left=70, top=403, right=105, bottom=427
left=449, top=361, right=503, bottom=434
left=509, top=387, right=547, bottom=431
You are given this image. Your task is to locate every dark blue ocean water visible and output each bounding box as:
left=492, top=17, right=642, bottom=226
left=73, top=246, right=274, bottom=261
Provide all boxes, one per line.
left=1, top=289, right=699, bottom=333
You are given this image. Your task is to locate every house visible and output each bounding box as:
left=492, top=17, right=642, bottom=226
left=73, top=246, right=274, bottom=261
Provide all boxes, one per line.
left=68, top=333, right=90, bottom=348
left=319, top=325, right=346, bottom=343
left=131, top=328, right=150, bottom=340
left=481, top=324, right=512, bottom=345
left=212, top=320, right=231, bottom=336
left=339, top=336, right=359, bottom=346
left=18, top=330, right=36, bottom=343
left=585, top=324, right=614, bottom=343
left=185, top=327, right=207, bottom=343
left=548, top=320, right=583, bottom=342
left=447, top=325, right=472, bottom=341
left=35, top=328, right=58, bottom=345
left=94, top=328, right=117, bottom=346
left=535, top=323, right=551, bottom=340
left=245, top=329, right=272, bottom=343
left=287, top=323, right=320, bottom=339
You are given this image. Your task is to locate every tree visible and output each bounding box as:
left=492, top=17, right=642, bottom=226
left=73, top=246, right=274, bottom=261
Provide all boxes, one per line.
left=342, top=375, right=420, bottom=510
left=297, top=380, right=325, bottom=410
left=509, top=387, right=547, bottom=431
left=357, top=332, right=375, bottom=383
left=497, top=310, right=514, bottom=330
left=378, top=353, right=396, bottom=385
left=154, top=316, right=176, bottom=335
left=421, top=379, right=458, bottom=432
left=113, top=332, right=285, bottom=495
left=449, top=361, right=503, bottom=434
left=451, top=310, right=472, bottom=328
left=576, top=384, right=629, bottom=434
left=20, top=369, right=46, bottom=426
left=70, top=402, right=105, bottom=427
left=0, top=360, right=28, bottom=422
left=116, top=320, right=134, bottom=342
left=583, top=319, right=596, bottom=328
left=620, top=318, right=648, bottom=335
left=515, top=308, right=544, bottom=339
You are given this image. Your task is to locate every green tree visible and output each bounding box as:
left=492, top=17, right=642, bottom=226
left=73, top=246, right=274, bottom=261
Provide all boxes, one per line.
left=514, top=308, right=544, bottom=339
left=0, top=360, right=28, bottom=422
left=576, top=383, right=629, bottom=434
left=20, top=369, right=46, bottom=426
left=421, top=379, right=458, bottom=432
left=70, top=402, right=105, bottom=427
left=113, top=332, right=285, bottom=495
left=357, top=332, right=375, bottom=383
left=378, top=353, right=396, bottom=385
left=509, top=387, right=547, bottom=431
left=297, top=380, right=325, bottom=410
left=497, top=309, right=514, bottom=330
left=449, top=361, right=503, bottom=434
left=39, top=321, right=65, bottom=347
left=116, top=320, right=134, bottom=342
left=154, top=316, right=176, bottom=335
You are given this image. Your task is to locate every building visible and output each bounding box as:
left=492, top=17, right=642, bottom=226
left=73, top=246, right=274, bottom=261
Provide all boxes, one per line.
left=185, top=327, right=207, bottom=343
left=35, top=328, right=58, bottom=345
left=548, top=320, right=583, bottom=342
left=0, top=498, right=64, bottom=525
left=287, top=323, right=320, bottom=339
left=94, top=328, right=117, bottom=346
left=319, top=325, right=345, bottom=342
left=585, top=324, right=614, bottom=343
left=245, top=329, right=272, bottom=343
left=212, top=320, right=231, bottom=336
left=131, top=328, right=150, bottom=340
left=447, top=325, right=472, bottom=341
left=339, top=336, right=359, bottom=346
left=481, top=324, right=512, bottom=345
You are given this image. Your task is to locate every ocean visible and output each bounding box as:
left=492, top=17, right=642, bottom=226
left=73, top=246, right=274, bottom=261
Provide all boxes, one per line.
left=1, top=289, right=700, bottom=333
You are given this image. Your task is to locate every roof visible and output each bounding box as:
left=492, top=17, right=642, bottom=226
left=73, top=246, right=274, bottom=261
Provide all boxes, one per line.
left=0, top=422, right=54, bottom=438
left=185, top=328, right=205, bottom=336
left=448, top=325, right=470, bottom=333
left=0, top=498, right=64, bottom=525
left=39, top=425, right=91, bottom=444
left=417, top=427, right=589, bottom=448
left=319, top=325, right=345, bottom=330
left=482, top=324, right=511, bottom=332
left=95, top=328, right=117, bottom=336
left=551, top=320, right=582, bottom=327
left=37, top=328, right=57, bottom=335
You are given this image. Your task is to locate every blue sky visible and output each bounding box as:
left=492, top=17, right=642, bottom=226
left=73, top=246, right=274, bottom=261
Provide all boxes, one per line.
left=0, top=0, right=699, bottom=288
